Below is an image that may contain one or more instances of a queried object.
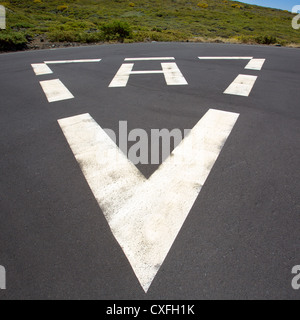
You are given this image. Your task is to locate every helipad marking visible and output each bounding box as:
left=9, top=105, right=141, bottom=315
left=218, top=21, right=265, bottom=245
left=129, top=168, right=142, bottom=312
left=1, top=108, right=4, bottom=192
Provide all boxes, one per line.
left=224, top=74, right=258, bottom=97
left=198, top=56, right=265, bottom=70
left=40, top=79, right=74, bottom=102
left=109, top=62, right=188, bottom=87
left=58, top=109, right=239, bottom=292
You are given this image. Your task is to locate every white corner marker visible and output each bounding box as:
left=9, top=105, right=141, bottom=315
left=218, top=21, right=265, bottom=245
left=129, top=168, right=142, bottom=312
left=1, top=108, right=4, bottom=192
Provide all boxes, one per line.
left=245, top=59, right=265, bottom=71
left=40, top=79, right=74, bottom=102
left=224, top=74, right=258, bottom=97
left=31, top=63, right=53, bottom=76
left=198, top=56, right=265, bottom=70
left=33, top=59, right=101, bottom=102
left=58, top=109, right=239, bottom=293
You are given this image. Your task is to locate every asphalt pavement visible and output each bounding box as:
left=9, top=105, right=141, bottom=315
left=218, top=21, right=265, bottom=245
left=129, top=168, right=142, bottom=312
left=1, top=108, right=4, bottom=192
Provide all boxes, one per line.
left=0, top=42, right=299, bottom=299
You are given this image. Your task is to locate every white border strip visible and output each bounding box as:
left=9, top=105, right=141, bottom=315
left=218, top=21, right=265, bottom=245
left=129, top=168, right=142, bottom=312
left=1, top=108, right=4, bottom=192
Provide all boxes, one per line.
left=40, top=79, right=74, bottom=102
left=125, top=57, right=175, bottom=61
left=198, top=57, right=253, bottom=60
left=224, top=74, right=258, bottom=97
left=44, top=59, right=101, bottom=64
left=245, top=59, right=266, bottom=70
left=31, top=63, right=53, bottom=76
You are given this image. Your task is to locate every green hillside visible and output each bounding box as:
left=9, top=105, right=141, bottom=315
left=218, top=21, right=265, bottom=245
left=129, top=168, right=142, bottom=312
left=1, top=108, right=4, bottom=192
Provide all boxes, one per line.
left=0, top=0, right=299, bottom=51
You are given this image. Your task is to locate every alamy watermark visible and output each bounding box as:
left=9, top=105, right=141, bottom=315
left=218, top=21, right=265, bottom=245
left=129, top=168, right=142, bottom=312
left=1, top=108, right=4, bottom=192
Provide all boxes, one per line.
left=292, top=6, right=300, bottom=30
left=292, top=265, right=300, bottom=290
left=0, top=265, right=6, bottom=290
left=104, top=121, right=191, bottom=165
left=0, top=5, right=5, bottom=30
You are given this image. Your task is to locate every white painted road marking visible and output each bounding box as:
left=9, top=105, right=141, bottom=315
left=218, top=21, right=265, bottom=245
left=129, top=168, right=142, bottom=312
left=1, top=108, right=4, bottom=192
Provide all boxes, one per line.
left=40, top=79, right=74, bottom=103
left=245, top=58, right=266, bottom=71
left=58, top=109, right=239, bottom=292
left=224, top=74, right=258, bottom=97
left=109, top=62, right=188, bottom=87
left=161, top=62, right=189, bottom=85
left=198, top=57, right=253, bottom=60
left=198, top=57, right=265, bottom=96
left=44, top=59, right=101, bottom=64
left=124, top=57, right=175, bottom=61
left=109, top=63, right=134, bottom=87
left=32, top=57, right=265, bottom=98
left=31, top=63, right=53, bottom=76
left=32, top=59, right=101, bottom=102
left=198, top=56, right=265, bottom=70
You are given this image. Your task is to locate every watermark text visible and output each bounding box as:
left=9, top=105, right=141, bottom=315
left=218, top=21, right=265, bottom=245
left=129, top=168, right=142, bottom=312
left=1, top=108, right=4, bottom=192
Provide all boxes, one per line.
left=292, top=6, right=300, bottom=30
left=292, top=265, right=300, bottom=290
left=0, top=265, right=6, bottom=290
left=0, top=5, right=5, bottom=29
left=104, top=121, right=191, bottom=165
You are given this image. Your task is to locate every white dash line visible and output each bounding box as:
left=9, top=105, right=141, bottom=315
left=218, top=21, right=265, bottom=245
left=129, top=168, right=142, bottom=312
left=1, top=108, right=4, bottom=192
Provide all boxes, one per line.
left=224, top=74, right=258, bottom=97
left=31, top=63, right=53, bottom=75
left=198, top=57, right=253, bottom=60
left=245, top=58, right=266, bottom=70
left=40, top=79, right=74, bottom=103
left=124, top=57, right=175, bottom=61
left=44, top=59, right=101, bottom=64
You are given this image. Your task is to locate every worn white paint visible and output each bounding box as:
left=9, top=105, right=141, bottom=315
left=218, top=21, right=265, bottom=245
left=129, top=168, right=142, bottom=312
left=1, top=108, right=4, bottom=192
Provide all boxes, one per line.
left=198, top=57, right=253, bottom=60
left=58, top=109, right=239, bottom=292
left=31, top=63, right=53, bottom=76
left=40, top=79, right=74, bottom=102
left=245, top=58, right=265, bottom=70
left=198, top=56, right=265, bottom=71
left=109, top=62, right=188, bottom=87
left=44, top=59, right=101, bottom=64
left=124, top=57, right=175, bottom=61
left=109, top=63, right=134, bottom=87
left=224, top=74, right=257, bottom=97
left=161, top=62, right=188, bottom=85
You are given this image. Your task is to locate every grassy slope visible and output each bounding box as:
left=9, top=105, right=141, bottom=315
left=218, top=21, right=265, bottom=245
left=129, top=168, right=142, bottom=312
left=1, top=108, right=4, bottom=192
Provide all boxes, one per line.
left=0, top=0, right=299, bottom=50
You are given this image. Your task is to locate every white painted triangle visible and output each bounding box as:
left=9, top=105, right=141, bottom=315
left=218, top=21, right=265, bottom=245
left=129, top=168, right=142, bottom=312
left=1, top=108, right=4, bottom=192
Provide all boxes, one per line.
left=58, top=109, right=239, bottom=292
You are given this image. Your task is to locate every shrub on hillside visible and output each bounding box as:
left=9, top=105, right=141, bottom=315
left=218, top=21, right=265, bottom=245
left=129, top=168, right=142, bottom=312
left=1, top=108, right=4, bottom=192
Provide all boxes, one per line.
left=255, top=35, right=277, bottom=44
left=197, top=3, right=208, bottom=9
left=57, top=5, right=68, bottom=12
left=231, top=3, right=242, bottom=9
left=0, top=31, right=28, bottom=51
left=101, top=20, right=132, bottom=41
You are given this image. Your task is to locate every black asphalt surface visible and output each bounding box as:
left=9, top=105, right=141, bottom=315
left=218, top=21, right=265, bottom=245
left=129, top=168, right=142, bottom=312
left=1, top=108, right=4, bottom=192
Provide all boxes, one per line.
left=0, top=43, right=299, bottom=300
